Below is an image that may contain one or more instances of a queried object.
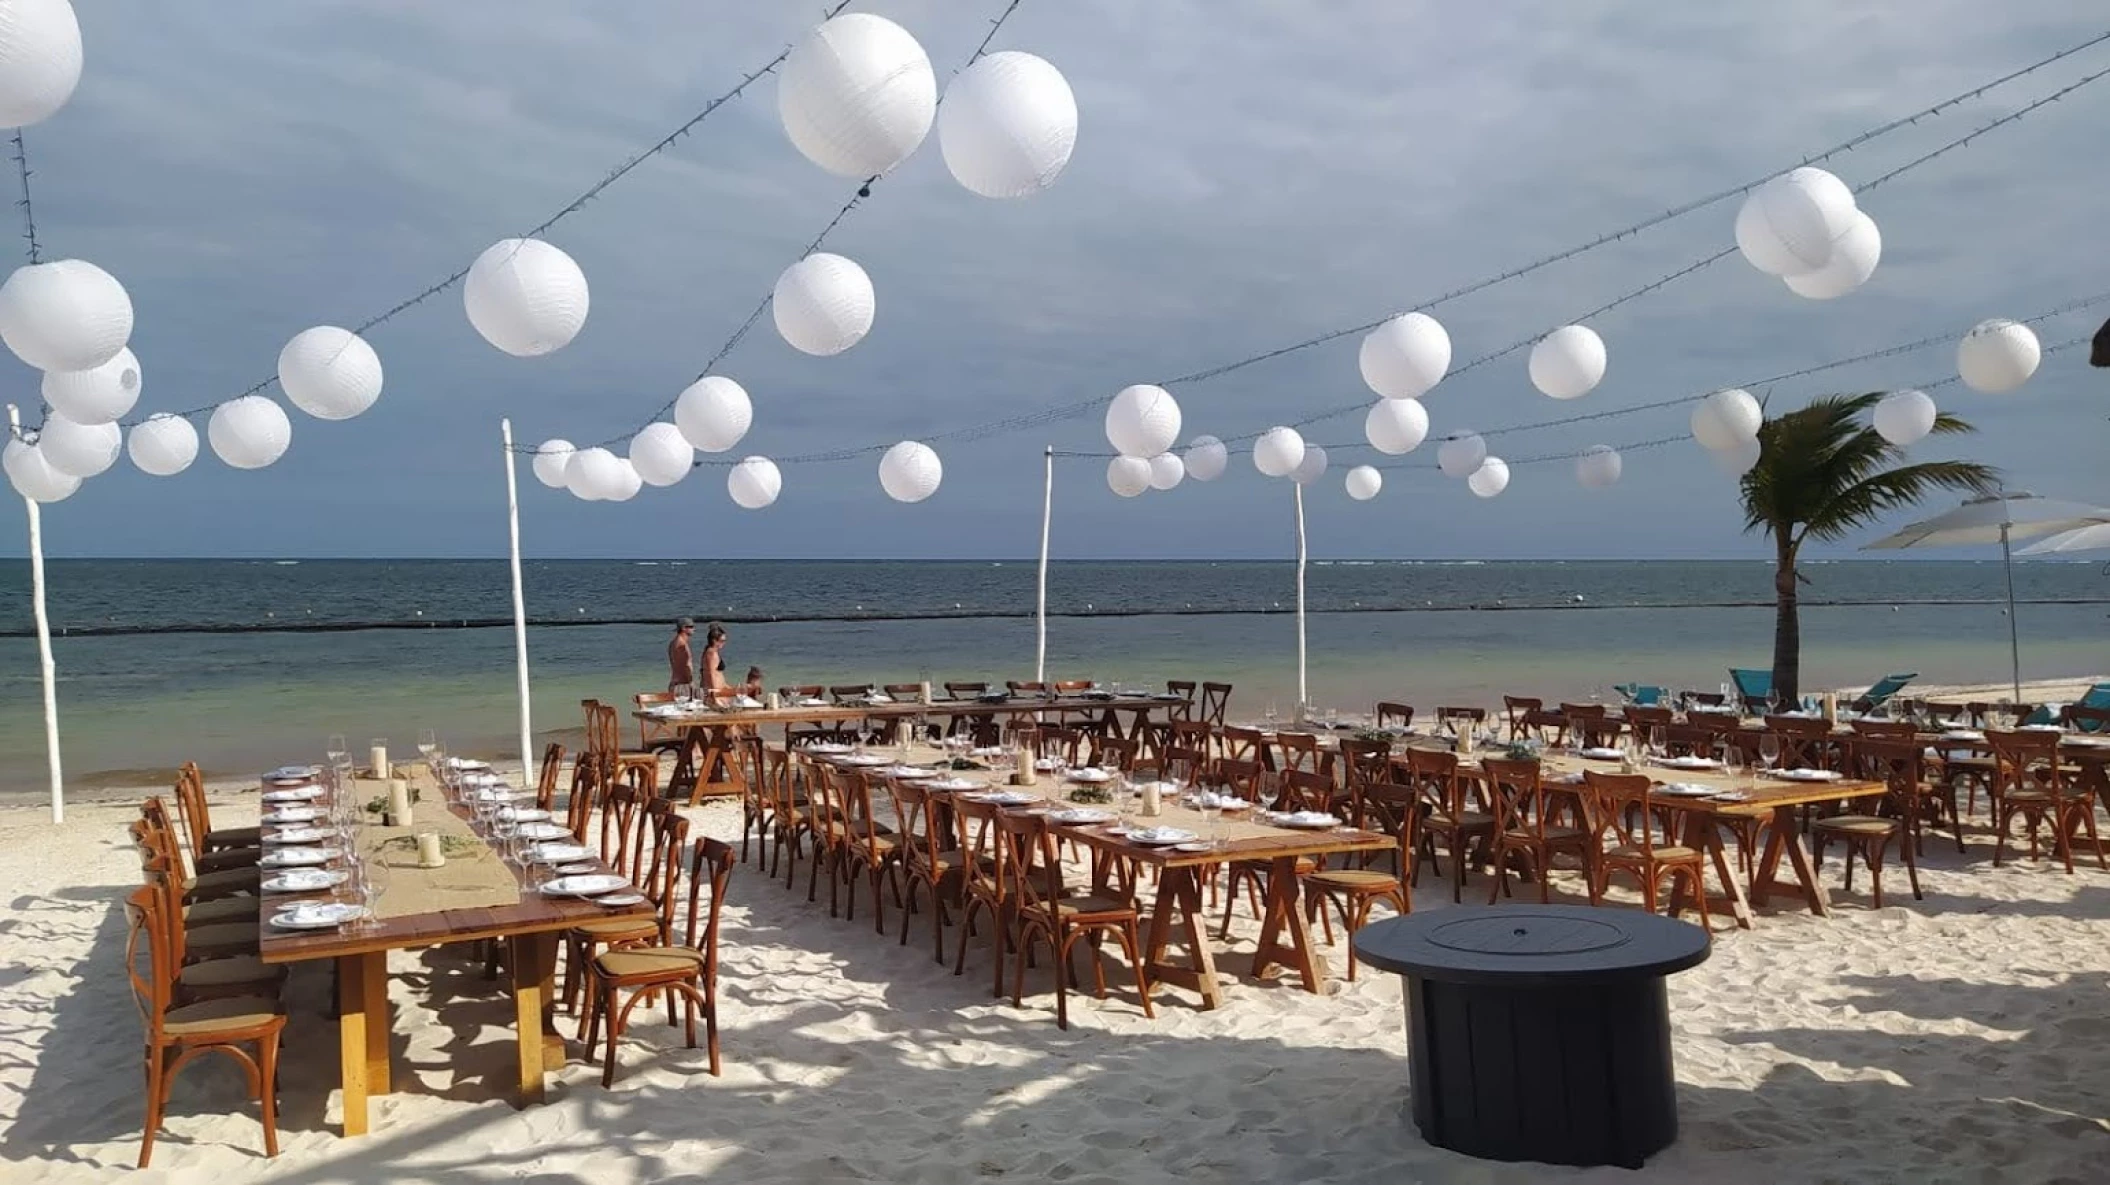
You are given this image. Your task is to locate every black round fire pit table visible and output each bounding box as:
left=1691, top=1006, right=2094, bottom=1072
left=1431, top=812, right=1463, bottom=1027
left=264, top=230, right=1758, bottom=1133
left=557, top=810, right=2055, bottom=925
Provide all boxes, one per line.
left=1352, top=905, right=1710, bottom=1169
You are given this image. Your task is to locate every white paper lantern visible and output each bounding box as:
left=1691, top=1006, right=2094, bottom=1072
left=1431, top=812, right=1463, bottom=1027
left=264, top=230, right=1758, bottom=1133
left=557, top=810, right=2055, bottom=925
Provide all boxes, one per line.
left=463, top=238, right=589, bottom=357
left=1467, top=457, right=1510, bottom=499
left=565, top=446, right=625, bottom=501
left=277, top=326, right=383, bottom=421
left=1437, top=432, right=1487, bottom=478
left=0, top=0, right=81, bottom=127
left=0, top=258, right=133, bottom=372
left=728, top=456, right=782, bottom=509
left=1252, top=426, right=1306, bottom=478
left=1184, top=435, right=1227, bottom=482
left=879, top=440, right=942, bottom=503
left=41, top=346, right=141, bottom=424
left=604, top=458, right=643, bottom=502
left=1712, top=435, right=1763, bottom=477
left=34, top=411, right=118, bottom=477
left=1107, top=455, right=1151, bottom=497
left=531, top=439, right=575, bottom=489
left=1147, top=452, right=1185, bottom=491
left=779, top=13, right=936, bottom=178
left=674, top=375, right=752, bottom=452
left=1690, top=388, right=1762, bottom=451
left=1956, top=318, right=2040, bottom=394
left=628, top=422, right=694, bottom=487
left=126, top=413, right=198, bottom=477
left=1344, top=464, right=1382, bottom=501
left=1359, top=312, right=1451, bottom=399
left=1576, top=444, right=1622, bottom=489
left=773, top=253, right=875, bottom=357
left=2, top=436, right=76, bottom=502
left=1105, top=384, right=1181, bottom=459
left=207, top=396, right=292, bottom=470
left=1873, top=389, right=1938, bottom=447
left=1734, top=167, right=1857, bottom=277
left=1364, top=397, right=1429, bottom=455
left=1291, top=444, right=1329, bottom=486
left=1528, top=325, right=1607, bottom=400
left=938, top=51, right=1076, bottom=199
left=1784, top=211, right=1881, bottom=301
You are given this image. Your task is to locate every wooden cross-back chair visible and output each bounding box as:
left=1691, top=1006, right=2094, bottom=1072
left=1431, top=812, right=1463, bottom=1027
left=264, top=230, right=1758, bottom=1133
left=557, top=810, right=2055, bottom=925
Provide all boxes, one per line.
left=1375, top=702, right=1414, bottom=730
left=1582, top=771, right=1708, bottom=927
left=1198, top=682, right=1233, bottom=729
left=838, top=771, right=905, bottom=935
left=123, top=885, right=286, bottom=1168
left=582, top=835, right=732, bottom=1086
left=1090, top=734, right=1140, bottom=773
left=1987, top=729, right=2105, bottom=871
left=1302, top=781, right=1415, bottom=981
left=888, top=777, right=965, bottom=965
left=1167, top=720, right=1214, bottom=761
left=135, top=802, right=259, bottom=903
left=951, top=796, right=1014, bottom=997
left=1809, top=739, right=1924, bottom=909
left=1483, top=758, right=1596, bottom=905
left=1272, top=731, right=1329, bottom=778
left=564, top=801, right=686, bottom=1018
left=1395, top=748, right=1491, bottom=903
left=1763, top=715, right=1840, bottom=770
left=534, top=743, right=566, bottom=813
left=1220, top=726, right=1266, bottom=768
left=1336, top=738, right=1391, bottom=822
left=173, top=761, right=263, bottom=860
left=1164, top=680, right=1198, bottom=721
left=996, top=810, right=1153, bottom=1030
left=633, top=692, right=687, bottom=754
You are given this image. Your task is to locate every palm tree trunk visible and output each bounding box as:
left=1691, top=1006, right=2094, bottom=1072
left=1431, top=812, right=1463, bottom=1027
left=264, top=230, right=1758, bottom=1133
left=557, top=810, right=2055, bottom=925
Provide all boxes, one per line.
left=1772, top=533, right=1800, bottom=704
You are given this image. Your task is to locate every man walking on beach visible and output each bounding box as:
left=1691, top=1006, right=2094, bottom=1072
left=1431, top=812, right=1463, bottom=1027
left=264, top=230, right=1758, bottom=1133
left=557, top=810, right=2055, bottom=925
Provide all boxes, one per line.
left=668, top=618, right=697, bottom=698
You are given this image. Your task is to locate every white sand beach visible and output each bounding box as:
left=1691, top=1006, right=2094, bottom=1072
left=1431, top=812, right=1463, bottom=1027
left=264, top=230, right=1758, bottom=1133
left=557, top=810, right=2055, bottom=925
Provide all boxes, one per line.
left=4, top=763, right=2109, bottom=1184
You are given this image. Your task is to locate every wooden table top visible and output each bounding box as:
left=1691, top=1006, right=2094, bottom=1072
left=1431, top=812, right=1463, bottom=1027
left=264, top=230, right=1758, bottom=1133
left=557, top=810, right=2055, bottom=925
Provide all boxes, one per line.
left=257, top=774, right=652, bottom=965
left=639, top=693, right=1183, bottom=727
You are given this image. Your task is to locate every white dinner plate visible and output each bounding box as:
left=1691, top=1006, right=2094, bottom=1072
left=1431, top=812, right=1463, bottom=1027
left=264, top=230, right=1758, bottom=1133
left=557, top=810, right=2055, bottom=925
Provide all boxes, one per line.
left=266, top=765, right=320, bottom=781
left=835, top=754, right=889, bottom=767
left=448, top=757, right=492, bottom=771
left=970, top=747, right=1007, bottom=758
left=1941, top=731, right=1986, bottom=742
left=541, top=874, right=629, bottom=897
left=1774, top=768, right=1841, bottom=783
left=262, top=868, right=348, bottom=893
left=1126, top=827, right=1198, bottom=846
left=2021, top=724, right=2064, bottom=733
left=1654, top=783, right=1715, bottom=798
left=1578, top=747, right=1625, bottom=760
left=1066, top=768, right=1112, bottom=784
left=261, top=786, right=325, bottom=803
left=1048, top=808, right=1114, bottom=825
left=266, top=827, right=332, bottom=845
left=556, top=862, right=597, bottom=875
left=518, top=822, right=572, bottom=841
left=263, top=806, right=325, bottom=824
left=270, top=902, right=367, bottom=930
left=528, top=842, right=591, bottom=864
left=258, top=847, right=337, bottom=867
left=1660, top=757, right=1721, bottom=771
left=803, top=743, right=851, bottom=755
left=1172, top=842, right=1215, bottom=853
left=925, top=778, right=983, bottom=792
left=883, top=766, right=936, bottom=779
left=496, top=807, right=552, bottom=823
left=1267, top=811, right=1341, bottom=830
left=964, top=791, right=1038, bottom=806
left=594, top=891, right=648, bottom=907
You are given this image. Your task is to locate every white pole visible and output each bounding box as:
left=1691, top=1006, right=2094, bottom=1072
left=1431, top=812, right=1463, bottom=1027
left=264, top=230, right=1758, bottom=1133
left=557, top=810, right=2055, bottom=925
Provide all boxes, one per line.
left=1294, top=481, right=1308, bottom=710
left=1036, top=445, right=1052, bottom=685
left=7, top=404, right=62, bottom=824
left=501, top=420, right=534, bottom=783
left=2000, top=521, right=2022, bottom=702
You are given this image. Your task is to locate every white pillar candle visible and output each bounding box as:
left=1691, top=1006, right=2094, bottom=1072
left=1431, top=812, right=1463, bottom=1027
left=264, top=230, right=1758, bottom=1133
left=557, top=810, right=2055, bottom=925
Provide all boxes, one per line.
left=388, top=778, right=413, bottom=827
left=416, top=832, right=444, bottom=868
left=369, top=743, right=390, bottom=778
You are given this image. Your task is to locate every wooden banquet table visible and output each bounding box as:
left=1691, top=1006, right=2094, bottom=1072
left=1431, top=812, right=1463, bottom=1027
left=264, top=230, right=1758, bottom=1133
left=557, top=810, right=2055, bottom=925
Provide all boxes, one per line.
left=802, top=744, right=1390, bottom=1007
left=647, top=692, right=1186, bottom=804
left=256, top=768, right=652, bottom=1137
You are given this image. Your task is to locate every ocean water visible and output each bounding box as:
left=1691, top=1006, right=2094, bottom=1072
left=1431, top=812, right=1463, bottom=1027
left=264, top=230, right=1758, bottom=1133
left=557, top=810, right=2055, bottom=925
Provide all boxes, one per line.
left=0, top=559, right=2104, bottom=796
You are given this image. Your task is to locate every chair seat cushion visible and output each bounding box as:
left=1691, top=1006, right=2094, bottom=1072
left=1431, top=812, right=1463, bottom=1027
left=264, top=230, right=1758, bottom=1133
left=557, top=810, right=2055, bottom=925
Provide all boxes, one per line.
left=570, top=917, right=660, bottom=941
left=188, top=867, right=261, bottom=900
left=186, top=921, right=259, bottom=952
left=1606, top=844, right=1699, bottom=861
left=183, top=896, right=258, bottom=927
left=2003, top=789, right=2055, bottom=804
left=1504, top=826, right=1584, bottom=842
left=595, top=945, right=705, bottom=978
left=162, top=995, right=284, bottom=1037
left=178, top=955, right=286, bottom=992
left=1305, top=869, right=1401, bottom=891
left=1047, top=894, right=1134, bottom=918
left=1426, top=810, right=1493, bottom=829
left=208, top=826, right=264, bottom=847
left=1813, top=815, right=1897, bottom=836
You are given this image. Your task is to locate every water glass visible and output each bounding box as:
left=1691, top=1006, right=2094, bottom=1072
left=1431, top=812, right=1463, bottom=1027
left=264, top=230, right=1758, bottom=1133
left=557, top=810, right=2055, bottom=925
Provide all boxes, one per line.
left=1199, top=795, right=1223, bottom=849
left=492, top=814, right=520, bottom=866
left=326, top=734, right=348, bottom=765
left=1648, top=726, right=1668, bottom=760
left=1758, top=734, right=1781, bottom=772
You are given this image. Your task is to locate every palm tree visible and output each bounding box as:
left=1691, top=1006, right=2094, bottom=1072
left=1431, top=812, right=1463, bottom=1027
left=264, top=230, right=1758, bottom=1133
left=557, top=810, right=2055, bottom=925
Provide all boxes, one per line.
left=1739, top=392, right=1997, bottom=703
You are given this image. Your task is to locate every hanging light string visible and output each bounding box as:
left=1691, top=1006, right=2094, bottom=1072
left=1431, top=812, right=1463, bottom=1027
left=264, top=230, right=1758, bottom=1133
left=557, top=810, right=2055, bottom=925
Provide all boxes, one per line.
left=715, top=32, right=2110, bottom=468
left=561, top=0, right=1031, bottom=454
left=11, top=129, right=40, bottom=265
left=58, top=1, right=863, bottom=434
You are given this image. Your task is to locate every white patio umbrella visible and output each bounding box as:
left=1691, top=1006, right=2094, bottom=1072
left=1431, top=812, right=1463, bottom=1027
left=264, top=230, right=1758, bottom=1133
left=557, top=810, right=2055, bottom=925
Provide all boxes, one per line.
left=2017, top=522, right=2110, bottom=555
left=1864, top=490, right=2110, bottom=699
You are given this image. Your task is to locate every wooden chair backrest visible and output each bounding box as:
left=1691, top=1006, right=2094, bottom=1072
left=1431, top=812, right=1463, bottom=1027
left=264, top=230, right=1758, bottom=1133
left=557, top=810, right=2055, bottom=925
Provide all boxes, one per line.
left=1053, top=679, right=1093, bottom=694
left=1986, top=729, right=2064, bottom=794
left=1273, top=731, right=1323, bottom=775
left=1849, top=738, right=1927, bottom=815
left=634, top=692, right=677, bottom=747
left=995, top=810, right=1063, bottom=916
left=1358, top=782, right=1421, bottom=863
left=1582, top=770, right=1659, bottom=855
left=1198, top=683, right=1233, bottom=729
left=1434, top=705, right=1486, bottom=723
left=1278, top=768, right=1334, bottom=813
left=1763, top=716, right=1836, bottom=769
left=536, top=743, right=566, bottom=812
left=1559, top=702, right=1607, bottom=720
left=122, top=885, right=172, bottom=1040
left=637, top=805, right=692, bottom=942
left=1091, top=735, right=1139, bottom=773
left=1376, top=702, right=1414, bottom=729
left=829, top=685, right=873, bottom=703
left=1220, top=726, right=1265, bottom=765
left=1624, top=706, right=1674, bottom=733
left=1215, top=757, right=1266, bottom=803
left=887, top=778, right=939, bottom=878
left=598, top=783, right=645, bottom=874
left=1160, top=746, right=1208, bottom=784
left=1400, top=748, right=1464, bottom=816
left=944, top=682, right=988, bottom=699
left=1337, top=739, right=1390, bottom=791
left=676, top=837, right=734, bottom=965
left=1483, top=758, right=1550, bottom=838
left=839, top=772, right=889, bottom=854
left=1006, top=681, right=1047, bottom=694
left=1502, top=696, right=1544, bottom=730
left=1035, top=727, right=1083, bottom=764
left=1576, top=716, right=1627, bottom=748
left=1168, top=720, right=1213, bottom=755
left=1165, top=681, right=1197, bottom=721
left=952, top=796, right=1007, bottom=908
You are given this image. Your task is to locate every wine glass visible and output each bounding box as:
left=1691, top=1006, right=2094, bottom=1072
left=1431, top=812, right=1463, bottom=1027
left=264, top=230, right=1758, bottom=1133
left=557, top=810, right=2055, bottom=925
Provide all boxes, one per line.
left=1198, top=792, right=1223, bottom=850
left=1648, top=725, right=1668, bottom=761
left=1264, top=702, right=1279, bottom=730
left=1758, top=733, right=1781, bottom=773
left=492, top=812, right=520, bottom=868
left=326, top=734, right=348, bottom=766
left=1719, top=741, right=1746, bottom=782
left=417, top=728, right=438, bottom=760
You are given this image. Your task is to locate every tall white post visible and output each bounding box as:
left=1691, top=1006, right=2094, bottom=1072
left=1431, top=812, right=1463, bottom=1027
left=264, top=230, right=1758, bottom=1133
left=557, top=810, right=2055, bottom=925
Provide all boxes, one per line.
left=2000, top=521, right=2022, bottom=702
left=1036, top=445, right=1052, bottom=685
left=501, top=420, right=534, bottom=782
left=1294, top=481, right=1308, bottom=710
left=7, top=404, right=62, bottom=824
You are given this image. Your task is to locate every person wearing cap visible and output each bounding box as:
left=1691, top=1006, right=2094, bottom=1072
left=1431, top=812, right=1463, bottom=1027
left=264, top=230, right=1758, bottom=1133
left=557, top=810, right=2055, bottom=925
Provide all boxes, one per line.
left=668, top=618, right=697, bottom=698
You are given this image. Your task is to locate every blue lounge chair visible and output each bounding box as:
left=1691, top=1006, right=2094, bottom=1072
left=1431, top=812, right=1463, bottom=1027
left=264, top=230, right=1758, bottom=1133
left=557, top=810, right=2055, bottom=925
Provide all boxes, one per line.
left=1728, top=668, right=1772, bottom=709
left=1852, top=672, right=1917, bottom=712
left=1613, top=683, right=1664, bottom=706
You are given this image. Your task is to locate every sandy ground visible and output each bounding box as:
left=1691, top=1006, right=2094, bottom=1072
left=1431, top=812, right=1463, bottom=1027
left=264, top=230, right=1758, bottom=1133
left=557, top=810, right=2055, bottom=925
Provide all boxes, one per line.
left=4, top=757, right=2110, bottom=1184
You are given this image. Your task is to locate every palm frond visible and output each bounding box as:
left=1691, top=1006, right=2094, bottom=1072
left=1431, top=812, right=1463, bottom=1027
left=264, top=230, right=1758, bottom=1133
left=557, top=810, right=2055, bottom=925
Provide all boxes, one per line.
left=1738, top=392, right=1998, bottom=544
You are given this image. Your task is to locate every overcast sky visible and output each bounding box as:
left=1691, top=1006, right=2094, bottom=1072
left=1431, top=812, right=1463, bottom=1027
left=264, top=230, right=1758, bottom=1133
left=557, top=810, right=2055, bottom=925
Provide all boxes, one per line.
left=5, top=0, right=2107, bottom=561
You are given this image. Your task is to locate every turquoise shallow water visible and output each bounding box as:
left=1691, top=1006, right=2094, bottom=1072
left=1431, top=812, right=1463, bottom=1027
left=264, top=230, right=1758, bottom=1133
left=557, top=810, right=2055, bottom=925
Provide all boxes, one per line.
left=0, top=559, right=2103, bottom=795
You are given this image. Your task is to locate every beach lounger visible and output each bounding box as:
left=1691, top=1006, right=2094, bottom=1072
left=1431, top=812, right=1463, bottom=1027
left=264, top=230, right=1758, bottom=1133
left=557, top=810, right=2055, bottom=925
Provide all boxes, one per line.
left=1612, top=683, right=1664, bottom=706
left=1728, top=668, right=1772, bottom=709
left=1852, top=672, right=1917, bottom=713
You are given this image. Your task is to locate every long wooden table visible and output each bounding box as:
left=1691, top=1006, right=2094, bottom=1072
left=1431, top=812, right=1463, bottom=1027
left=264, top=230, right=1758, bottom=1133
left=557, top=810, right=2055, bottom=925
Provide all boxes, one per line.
left=802, top=746, right=1388, bottom=1007
left=650, top=693, right=1186, bottom=804
left=256, top=767, right=652, bottom=1136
